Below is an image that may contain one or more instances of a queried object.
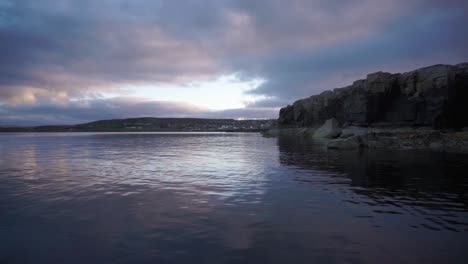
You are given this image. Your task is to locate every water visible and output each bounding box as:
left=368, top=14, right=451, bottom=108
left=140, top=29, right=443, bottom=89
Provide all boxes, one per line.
left=1, top=132, right=467, bottom=264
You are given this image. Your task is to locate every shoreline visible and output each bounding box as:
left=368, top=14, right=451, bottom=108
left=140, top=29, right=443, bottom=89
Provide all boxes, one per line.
left=263, top=125, right=468, bottom=153
left=0, top=129, right=268, bottom=133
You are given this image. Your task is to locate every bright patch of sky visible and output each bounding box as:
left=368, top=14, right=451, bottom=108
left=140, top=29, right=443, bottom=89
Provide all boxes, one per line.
left=104, top=74, right=267, bottom=110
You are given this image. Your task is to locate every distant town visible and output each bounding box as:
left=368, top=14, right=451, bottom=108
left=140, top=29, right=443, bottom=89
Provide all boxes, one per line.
left=0, top=117, right=276, bottom=132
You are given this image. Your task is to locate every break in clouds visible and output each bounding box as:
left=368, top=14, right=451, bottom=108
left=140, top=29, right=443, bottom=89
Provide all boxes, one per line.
left=1, top=0, right=467, bottom=125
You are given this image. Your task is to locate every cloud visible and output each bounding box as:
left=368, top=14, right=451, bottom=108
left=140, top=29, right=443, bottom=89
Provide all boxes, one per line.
left=0, top=97, right=206, bottom=125
left=1, top=0, right=467, bottom=124
left=238, top=0, right=468, bottom=105
left=0, top=97, right=277, bottom=126
left=0, top=0, right=219, bottom=104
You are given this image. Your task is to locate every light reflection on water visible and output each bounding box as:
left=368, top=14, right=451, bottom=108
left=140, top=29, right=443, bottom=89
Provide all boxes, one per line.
left=1, top=132, right=468, bottom=263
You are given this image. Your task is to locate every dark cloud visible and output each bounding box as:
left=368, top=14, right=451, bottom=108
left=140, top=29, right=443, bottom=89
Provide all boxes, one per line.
left=0, top=98, right=204, bottom=125
left=0, top=97, right=276, bottom=126
left=1, top=0, right=467, bottom=124
left=0, top=0, right=219, bottom=104
left=239, top=0, right=468, bottom=103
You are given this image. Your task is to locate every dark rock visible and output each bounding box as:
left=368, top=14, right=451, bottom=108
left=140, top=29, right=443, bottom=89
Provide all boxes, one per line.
left=439, top=132, right=468, bottom=153
left=327, top=135, right=364, bottom=150
left=340, top=126, right=368, bottom=138
left=365, top=128, right=441, bottom=150
left=279, top=63, right=468, bottom=129
left=313, top=118, right=341, bottom=138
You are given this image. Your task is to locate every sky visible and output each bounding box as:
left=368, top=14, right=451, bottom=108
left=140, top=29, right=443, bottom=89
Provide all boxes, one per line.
left=0, top=0, right=467, bottom=125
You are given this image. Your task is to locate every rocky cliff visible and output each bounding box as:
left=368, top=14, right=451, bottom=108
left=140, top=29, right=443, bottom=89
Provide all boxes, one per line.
left=279, top=63, right=468, bottom=129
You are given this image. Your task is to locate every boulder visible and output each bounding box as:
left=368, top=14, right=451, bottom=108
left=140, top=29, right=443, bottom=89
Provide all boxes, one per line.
left=313, top=118, right=341, bottom=139
left=327, top=135, right=364, bottom=150
left=340, top=126, right=368, bottom=138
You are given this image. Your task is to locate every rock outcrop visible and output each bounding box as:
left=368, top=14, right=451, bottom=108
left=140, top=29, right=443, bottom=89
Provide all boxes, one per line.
left=327, top=135, right=364, bottom=150
left=273, top=63, right=468, bottom=152
left=324, top=128, right=468, bottom=152
left=279, top=63, right=468, bottom=129
left=313, top=118, right=341, bottom=139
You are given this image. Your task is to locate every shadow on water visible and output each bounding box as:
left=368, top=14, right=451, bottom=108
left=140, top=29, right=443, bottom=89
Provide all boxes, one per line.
left=276, top=135, right=468, bottom=233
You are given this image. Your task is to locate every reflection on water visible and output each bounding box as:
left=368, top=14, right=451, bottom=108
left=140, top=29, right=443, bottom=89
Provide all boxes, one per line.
left=278, top=136, right=468, bottom=232
left=1, top=132, right=468, bottom=263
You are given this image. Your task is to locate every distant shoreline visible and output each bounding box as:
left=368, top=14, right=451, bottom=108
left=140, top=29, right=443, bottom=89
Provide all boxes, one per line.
left=0, top=129, right=268, bottom=133
left=0, top=117, right=275, bottom=133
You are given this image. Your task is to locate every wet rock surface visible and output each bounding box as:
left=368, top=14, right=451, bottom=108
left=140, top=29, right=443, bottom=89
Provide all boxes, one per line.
left=265, top=127, right=468, bottom=153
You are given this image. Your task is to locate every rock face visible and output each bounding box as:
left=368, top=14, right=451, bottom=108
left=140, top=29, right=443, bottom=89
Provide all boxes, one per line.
left=279, top=63, right=468, bottom=129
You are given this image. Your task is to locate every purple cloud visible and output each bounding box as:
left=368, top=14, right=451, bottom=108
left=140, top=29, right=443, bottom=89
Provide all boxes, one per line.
left=1, top=0, right=467, bottom=124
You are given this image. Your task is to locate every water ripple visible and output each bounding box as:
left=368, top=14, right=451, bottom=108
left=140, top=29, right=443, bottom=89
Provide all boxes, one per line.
left=1, top=132, right=468, bottom=263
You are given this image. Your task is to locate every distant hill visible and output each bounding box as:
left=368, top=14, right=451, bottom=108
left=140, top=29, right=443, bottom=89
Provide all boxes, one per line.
left=0, top=117, right=276, bottom=132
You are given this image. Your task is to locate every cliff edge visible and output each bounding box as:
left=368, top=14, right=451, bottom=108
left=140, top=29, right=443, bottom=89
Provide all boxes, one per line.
left=279, top=63, right=468, bottom=129
left=272, top=63, right=468, bottom=152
